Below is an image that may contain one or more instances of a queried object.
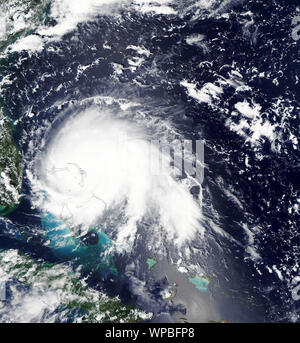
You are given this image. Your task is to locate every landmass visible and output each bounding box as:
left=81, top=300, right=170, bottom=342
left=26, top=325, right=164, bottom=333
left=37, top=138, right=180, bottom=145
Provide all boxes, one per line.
left=0, top=249, right=153, bottom=323
left=0, top=0, right=51, bottom=53
left=0, top=107, right=23, bottom=216
left=146, top=257, right=157, bottom=271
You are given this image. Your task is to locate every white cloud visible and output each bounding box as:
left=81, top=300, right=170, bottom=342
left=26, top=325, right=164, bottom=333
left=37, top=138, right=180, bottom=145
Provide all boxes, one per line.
left=32, top=107, right=202, bottom=249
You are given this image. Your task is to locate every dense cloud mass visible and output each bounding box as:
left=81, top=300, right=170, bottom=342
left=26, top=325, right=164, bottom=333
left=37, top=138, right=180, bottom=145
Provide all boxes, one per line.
left=35, top=108, right=202, bottom=247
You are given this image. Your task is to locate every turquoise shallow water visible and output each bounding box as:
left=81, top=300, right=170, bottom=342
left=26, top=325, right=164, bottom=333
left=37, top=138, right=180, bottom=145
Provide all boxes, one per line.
left=188, top=275, right=210, bottom=292
left=146, top=258, right=157, bottom=270
left=41, top=212, right=117, bottom=274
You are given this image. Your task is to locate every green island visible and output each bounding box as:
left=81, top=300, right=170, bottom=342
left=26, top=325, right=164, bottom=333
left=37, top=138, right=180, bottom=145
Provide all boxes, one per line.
left=146, top=257, right=157, bottom=271
left=0, top=107, right=23, bottom=216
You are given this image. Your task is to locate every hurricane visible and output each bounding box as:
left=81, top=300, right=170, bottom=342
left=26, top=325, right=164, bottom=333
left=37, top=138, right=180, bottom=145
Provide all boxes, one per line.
left=31, top=106, right=202, bottom=249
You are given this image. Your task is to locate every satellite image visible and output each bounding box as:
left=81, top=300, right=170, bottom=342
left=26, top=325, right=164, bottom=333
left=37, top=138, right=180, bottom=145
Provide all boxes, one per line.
left=0, top=0, right=299, bottom=323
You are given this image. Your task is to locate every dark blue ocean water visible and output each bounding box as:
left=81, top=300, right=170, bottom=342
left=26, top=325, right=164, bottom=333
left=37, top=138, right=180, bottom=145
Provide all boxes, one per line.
left=0, top=0, right=299, bottom=322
